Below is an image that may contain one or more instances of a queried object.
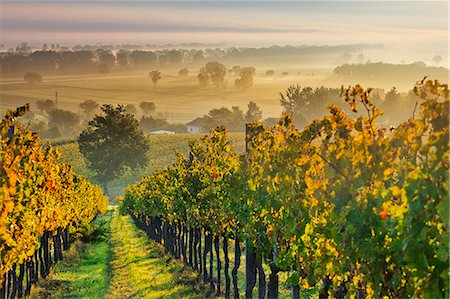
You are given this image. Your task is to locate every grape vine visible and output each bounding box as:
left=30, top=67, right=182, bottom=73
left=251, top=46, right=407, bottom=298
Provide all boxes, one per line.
left=1, top=105, right=108, bottom=297
left=122, top=79, right=448, bottom=298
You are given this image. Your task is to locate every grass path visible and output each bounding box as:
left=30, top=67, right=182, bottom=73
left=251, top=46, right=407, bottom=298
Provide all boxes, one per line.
left=107, top=207, right=206, bottom=298
left=30, top=212, right=111, bottom=299
left=30, top=207, right=207, bottom=298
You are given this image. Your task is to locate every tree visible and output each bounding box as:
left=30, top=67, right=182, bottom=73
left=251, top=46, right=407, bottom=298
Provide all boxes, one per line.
left=167, top=49, right=183, bottom=65
left=432, top=55, right=442, bottom=66
left=124, top=104, right=137, bottom=115
left=234, top=67, right=255, bottom=90
left=148, top=70, right=162, bottom=88
left=193, top=50, right=205, bottom=62
left=266, top=70, right=275, bottom=76
left=357, top=53, right=365, bottom=64
left=48, top=108, right=80, bottom=136
left=79, top=99, right=100, bottom=116
left=197, top=62, right=227, bottom=88
left=24, top=72, right=42, bottom=84
left=203, top=106, right=245, bottom=132
left=178, top=68, right=189, bottom=77
left=139, top=101, right=156, bottom=115
left=78, top=105, right=149, bottom=193
left=279, top=85, right=339, bottom=127
left=95, top=49, right=115, bottom=67
left=339, top=52, right=352, bottom=63
left=205, top=62, right=227, bottom=88
left=197, top=67, right=209, bottom=87
left=116, top=49, right=129, bottom=67
left=380, top=86, right=404, bottom=123
left=229, top=65, right=241, bottom=75
left=245, top=101, right=262, bottom=122
left=36, top=99, right=55, bottom=114
left=129, top=50, right=156, bottom=66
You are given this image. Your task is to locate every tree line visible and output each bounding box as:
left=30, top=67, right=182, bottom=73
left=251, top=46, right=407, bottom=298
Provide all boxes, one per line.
left=1, top=43, right=375, bottom=75
left=334, top=62, right=447, bottom=83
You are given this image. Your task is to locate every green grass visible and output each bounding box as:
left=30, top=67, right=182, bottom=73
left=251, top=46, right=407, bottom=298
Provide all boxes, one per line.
left=30, top=215, right=111, bottom=299
left=107, top=207, right=208, bottom=298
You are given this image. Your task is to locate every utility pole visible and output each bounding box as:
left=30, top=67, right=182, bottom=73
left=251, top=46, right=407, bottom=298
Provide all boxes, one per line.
left=55, top=92, right=58, bottom=109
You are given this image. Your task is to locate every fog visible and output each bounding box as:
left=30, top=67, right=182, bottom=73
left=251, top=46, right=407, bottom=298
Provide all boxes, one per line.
left=0, top=1, right=448, bottom=139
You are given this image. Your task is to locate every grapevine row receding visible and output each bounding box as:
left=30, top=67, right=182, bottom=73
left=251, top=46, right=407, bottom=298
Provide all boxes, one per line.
left=0, top=105, right=108, bottom=298
left=122, top=79, right=448, bottom=298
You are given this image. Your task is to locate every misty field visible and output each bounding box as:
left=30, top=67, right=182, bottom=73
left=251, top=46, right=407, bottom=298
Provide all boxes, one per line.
left=0, top=69, right=324, bottom=120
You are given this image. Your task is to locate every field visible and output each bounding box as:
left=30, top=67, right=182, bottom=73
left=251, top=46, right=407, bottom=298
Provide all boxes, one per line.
left=0, top=68, right=331, bottom=122
left=3, top=61, right=438, bottom=124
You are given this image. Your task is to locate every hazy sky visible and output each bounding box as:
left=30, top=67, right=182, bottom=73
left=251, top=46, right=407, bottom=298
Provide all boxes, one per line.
left=0, top=1, right=448, bottom=52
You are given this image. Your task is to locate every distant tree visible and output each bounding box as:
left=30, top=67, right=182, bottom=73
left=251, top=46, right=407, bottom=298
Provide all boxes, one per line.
left=266, top=70, right=275, bottom=76
left=229, top=65, right=241, bottom=75
left=24, top=72, right=42, bottom=84
left=385, top=87, right=402, bottom=103
left=48, top=108, right=80, bottom=136
left=432, top=55, right=442, bottom=66
left=193, top=50, right=205, bottom=62
left=78, top=105, right=149, bottom=193
left=16, top=42, right=31, bottom=54
left=98, top=63, right=110, bottom=75
left=178, top=68, right=189, bottom=77
left=197, top=67, right=209, bottom=87
left=167, top=49, right=183, bottom=65
left=158, top=54, right=169, bottom=66
left=230, top=106, right=245, bottom=131
left=203, top=106, right=245, bottom=132
left=339, top=52, right=352, bottom=63
left=357, top=53, right=365, bottom=64
left=279, top=84, right=339, bottom=126
left=42, top=126, right=61, bottom=139
left=234, top=67, right=255, bottom=90
left=380, top=87, right=406, bottom=124
left=148, top=70, right=162, bottom=88
left=280, top=84, right=308, bottom=116
left=80, top=99, right=100, bottom=116
left=124, top=104, right=137, bottom=115
left=281, top=72, right=289, bottom=76
left=43, top=43, right=48, bottom=50
left=139, top=115, right=167, bottom=132
left=95, top=49, right=115, bottom=67
left=139, top=101, right=156, bottom=115
left=205, top=62, right=227, bottom=88
left=116, top=50, right=130, bottom=67
left=36, top=99, right=55, bottom=114
left=129, top=50, right=156, bottom=66
left=245, top=101, right=263, bottom=122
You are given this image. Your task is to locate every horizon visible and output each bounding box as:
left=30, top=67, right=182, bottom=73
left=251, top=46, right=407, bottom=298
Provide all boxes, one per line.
left=1, top=2, right=448, bottom=53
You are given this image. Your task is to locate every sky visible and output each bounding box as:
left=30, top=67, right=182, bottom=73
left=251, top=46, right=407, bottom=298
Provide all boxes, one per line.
left=0, top=1, right=448, bottom=54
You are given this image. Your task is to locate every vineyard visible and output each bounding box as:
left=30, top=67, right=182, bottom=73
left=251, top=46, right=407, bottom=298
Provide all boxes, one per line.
left=121, top=79, right=449, bottom=298
left=0, top=105, right=108, bottom=298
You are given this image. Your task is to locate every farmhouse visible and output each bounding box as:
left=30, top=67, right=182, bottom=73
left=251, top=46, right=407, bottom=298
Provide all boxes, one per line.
left=186, top=117, right=205, bottom=133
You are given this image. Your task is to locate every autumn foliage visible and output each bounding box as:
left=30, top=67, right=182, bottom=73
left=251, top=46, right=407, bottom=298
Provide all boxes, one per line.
left=122, top=79, right=448, bottom=298
left=0, top=105, right=108, bottom=284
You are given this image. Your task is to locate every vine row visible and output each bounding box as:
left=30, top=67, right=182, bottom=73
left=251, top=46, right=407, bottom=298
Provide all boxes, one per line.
left=0, top=105, right=108, bottom=298
left=122, top=79, right=448, bottom=298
